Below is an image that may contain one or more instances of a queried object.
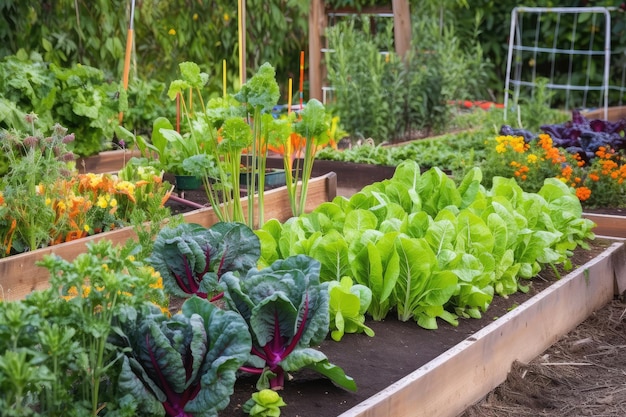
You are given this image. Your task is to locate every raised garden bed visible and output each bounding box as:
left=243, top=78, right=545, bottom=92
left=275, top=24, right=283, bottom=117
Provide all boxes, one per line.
left=35, top=147, right=626, bottom=417
left=0, top=172, right=337, bottom=301
left=220, top=238, right=625, bottom=417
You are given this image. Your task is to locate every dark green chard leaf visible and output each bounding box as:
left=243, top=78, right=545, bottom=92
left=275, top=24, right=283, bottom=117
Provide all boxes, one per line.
left=148, top=222, right=260, bottom=300
left=220, top=255, right=356, bottom=392
left=114, top=298, right=251, bottom=417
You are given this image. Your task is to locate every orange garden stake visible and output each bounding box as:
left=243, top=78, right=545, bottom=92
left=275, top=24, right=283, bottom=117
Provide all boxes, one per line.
left=299, top=51, right=304, bottom=109
left=118, top=0, right=136, bottom=124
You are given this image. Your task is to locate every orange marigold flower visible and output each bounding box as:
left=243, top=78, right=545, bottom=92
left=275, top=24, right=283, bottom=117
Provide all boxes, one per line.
left=589, top=173, right=600, bottom=181
left=575, top=186, right=591, bottom=201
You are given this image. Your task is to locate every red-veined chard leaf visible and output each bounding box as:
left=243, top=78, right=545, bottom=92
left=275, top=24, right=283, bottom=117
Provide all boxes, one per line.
left=115, top=298, right=251, bottom=417
left=220, top=255, right=355, bottom=391
left=148, top=222, right=260, bottom=299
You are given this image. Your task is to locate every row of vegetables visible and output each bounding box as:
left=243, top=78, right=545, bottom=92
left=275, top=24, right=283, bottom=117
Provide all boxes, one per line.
left=0, top=157, right=596, bottom=416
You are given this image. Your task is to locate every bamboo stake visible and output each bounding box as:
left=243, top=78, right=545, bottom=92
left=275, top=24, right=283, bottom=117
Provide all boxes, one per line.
left=223, top=59, right=227, bottom=97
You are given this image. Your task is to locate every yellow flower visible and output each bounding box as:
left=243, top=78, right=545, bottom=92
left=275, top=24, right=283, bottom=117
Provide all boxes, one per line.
left=193, top=13, right=198, bottom=20
left=97, top=196, right=108, bottom=209
left=168, top=28, right=176, bottom=35
left=84, top=224, right=90, bottom=232
left=45, top=197, right=52, bottom=206
left=526, top=154, right=538, bottom=164
left=109, top=198, right=118, bottom=208
left=223, top=13, right=230, bottom=22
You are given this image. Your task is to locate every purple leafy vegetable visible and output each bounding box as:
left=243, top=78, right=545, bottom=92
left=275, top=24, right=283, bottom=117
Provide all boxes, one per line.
left=148, top=222, right=260, bottom=300
left=220, top=255, right=357, bottom=392
left=113, top=298, right=252, bottom=417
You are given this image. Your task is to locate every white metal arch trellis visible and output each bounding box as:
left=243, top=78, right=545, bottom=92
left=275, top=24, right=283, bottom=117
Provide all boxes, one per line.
left=503, top=6, right=620, bottom=121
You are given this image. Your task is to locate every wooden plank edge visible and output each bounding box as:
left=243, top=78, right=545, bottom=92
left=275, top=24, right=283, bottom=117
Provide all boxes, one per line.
left=583, top=212, right=626, bottom=238
left=338, top=241, right=625, bottom=417
left=0, top=174, right=336, bottom=301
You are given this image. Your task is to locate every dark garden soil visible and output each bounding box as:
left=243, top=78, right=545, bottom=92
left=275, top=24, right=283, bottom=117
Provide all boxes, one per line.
left=164, top=187, right=625, bottom=417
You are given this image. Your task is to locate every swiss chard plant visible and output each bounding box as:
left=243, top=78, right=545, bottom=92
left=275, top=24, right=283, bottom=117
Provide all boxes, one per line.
left=112, top=297, right=251, bottom=417
left=219, top=254, right=356, bottom=392
left=148, top=222, right=260, bottom=301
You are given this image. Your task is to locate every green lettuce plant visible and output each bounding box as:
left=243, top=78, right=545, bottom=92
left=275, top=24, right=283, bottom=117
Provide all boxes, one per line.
left=255, top=160, right=596, bottom=329
left=328, top=276, right=374, bottom=341
left=243, top=389, right=287, bottom=417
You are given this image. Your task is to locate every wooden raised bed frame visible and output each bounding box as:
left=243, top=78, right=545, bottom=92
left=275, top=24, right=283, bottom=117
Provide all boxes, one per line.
left=0, top=172, right=337, bottom=301
left=14, top=150, right=626, bottom=417
left=337, top=240, right=626, bottom=417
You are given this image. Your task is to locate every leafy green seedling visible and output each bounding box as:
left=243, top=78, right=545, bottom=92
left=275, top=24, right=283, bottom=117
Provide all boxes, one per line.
left=328, top=276, right=375, bottom=341
left=243, top=389, right=287, bottom=417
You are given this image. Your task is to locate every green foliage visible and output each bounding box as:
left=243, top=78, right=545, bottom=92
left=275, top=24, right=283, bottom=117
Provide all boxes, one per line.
left=0, top=52, right=126, bottom=156
left=243, top=389, right=287, bottom=417
left=0, top=120, right=75, bottom=254
left=328, top=276, right=375, bottom=341
left=315, top=127, right=492, bottom=178
left=0, top=0, right=308, bottom=98
left=148, top=222, right=261, bottom=300
left=220, top=255, right=357, bottom=391
left=432, top=0, right=626, bottom=104
left=113, top=297, right=252, bottom=417
left=325, top=12, right=490, bottom=143
left=0, top=239, right=168, bottom=416
left=256, top=161, right=596, bottom=329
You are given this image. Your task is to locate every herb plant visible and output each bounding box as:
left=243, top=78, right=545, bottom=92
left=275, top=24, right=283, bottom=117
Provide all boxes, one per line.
left=0, top=117, right=74, bottom=254
left=0, top=239, right=168, bottom=416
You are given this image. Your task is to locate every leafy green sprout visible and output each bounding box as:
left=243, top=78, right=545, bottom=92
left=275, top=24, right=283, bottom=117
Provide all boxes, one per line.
left=243, top=389, right=287, bottom=417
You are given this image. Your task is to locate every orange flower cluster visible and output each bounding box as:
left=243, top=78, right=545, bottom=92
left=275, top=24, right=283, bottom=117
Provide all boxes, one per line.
left=491, top=133, right=626, bottom=205
left=0, top=171, right=172, bottom=255
left=537, top=134, right=567, bottom=165
left=591, top=146, right=626, bottom=184
left=510, top=160, right=529, bottom=180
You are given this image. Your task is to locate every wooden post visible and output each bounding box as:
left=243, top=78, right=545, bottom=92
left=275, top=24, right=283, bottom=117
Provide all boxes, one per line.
left=392, top=0, right=411, bottom=58
left=309, top=0, right=412, bottom=100
left=309, top=0, right=326, bottom=101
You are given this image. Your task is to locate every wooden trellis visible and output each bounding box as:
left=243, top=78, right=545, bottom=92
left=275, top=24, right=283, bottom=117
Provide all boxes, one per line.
left=308, top=0, right=411, bottom=101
